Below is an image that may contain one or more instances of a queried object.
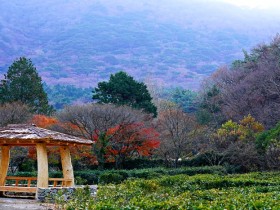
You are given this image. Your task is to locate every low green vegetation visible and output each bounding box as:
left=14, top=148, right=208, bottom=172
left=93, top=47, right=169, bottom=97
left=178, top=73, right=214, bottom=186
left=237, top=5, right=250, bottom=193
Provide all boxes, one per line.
left=59, top=171, right=280, bottom=209
left=11, top=166, right=226, bottom=185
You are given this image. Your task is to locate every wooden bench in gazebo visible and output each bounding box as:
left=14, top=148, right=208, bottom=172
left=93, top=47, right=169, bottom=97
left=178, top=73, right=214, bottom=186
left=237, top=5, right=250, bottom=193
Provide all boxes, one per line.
left=0, top=124, right=92, bottom=197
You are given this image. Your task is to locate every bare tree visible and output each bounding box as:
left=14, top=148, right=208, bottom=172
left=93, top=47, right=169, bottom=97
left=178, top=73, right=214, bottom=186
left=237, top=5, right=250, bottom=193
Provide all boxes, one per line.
left=0, top=102, right=33, bottom=173
left=201, top=35, right=280, bottom=128
left=156, top=108, right=200, bottom=167
left=198, top=131, right=231, bottom=166
left=0, top=102, right=32, bottom=127
left=56, top=104, right=151, bottom=139
left=145, top=78, right=179, bottom=113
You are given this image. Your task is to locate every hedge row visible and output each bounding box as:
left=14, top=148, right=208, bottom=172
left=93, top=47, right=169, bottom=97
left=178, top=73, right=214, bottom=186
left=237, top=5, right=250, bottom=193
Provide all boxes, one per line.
left=60, top=172, right=280, bottom=209
left=18, top=156, right=212, bottom=172
left=74, top=156, right=213, bottom=170
left=11, top=166, right=227, bottom=185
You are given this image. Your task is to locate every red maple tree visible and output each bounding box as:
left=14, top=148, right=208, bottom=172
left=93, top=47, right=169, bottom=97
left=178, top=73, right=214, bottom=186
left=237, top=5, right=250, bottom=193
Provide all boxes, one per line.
left=93, top=123, right=160, bottom=168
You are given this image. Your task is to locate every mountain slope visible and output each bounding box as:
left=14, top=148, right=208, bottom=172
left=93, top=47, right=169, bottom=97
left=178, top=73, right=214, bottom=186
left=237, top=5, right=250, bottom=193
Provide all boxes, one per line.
left=0, top=0, right=279, bottom=89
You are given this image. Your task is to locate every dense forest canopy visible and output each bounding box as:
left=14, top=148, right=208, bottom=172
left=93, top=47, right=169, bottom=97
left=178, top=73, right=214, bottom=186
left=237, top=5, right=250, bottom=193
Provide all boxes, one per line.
left=199, top=35, right=280, bottom=129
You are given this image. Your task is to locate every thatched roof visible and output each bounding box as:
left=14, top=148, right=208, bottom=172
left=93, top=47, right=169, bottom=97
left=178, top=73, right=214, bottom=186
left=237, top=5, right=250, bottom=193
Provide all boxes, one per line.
left=0, top=124, right=93, bottom=146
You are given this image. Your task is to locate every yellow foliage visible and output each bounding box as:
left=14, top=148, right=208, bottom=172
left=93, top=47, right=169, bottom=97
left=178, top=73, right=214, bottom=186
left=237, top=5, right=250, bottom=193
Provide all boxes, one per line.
left=239, top=114, right=264, bottom=133
left=217, top=115, right=264, bottom=142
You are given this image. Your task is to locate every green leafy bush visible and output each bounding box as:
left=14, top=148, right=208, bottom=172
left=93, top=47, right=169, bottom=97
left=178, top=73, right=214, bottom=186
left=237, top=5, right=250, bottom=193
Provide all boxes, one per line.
left=55, top=186, right=95, bottom=210
left=18, top=159, right=36, bottom=172
left=98, top=172, right=125, bottom=184
left=122, top=158, right=165, bottom=169
left=256, top=122, right=280, bottom=151
left=77, top=166, right=226, bottom=185
left=11, top=166, right=226, bottom=185
left=75, top=176, right=88, bottom=185
left=60, top=172, right=280, bottom=209
left=73, top=171, right=101, bottom=184
left=9, top=171, right=37, bottom=177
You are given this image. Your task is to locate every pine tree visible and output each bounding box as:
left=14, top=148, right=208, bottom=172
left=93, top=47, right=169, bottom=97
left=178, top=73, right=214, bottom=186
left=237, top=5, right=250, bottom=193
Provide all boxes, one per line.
left=0, top=57, right=54, bottom=115
left=93, top=71, right=157, bottom=117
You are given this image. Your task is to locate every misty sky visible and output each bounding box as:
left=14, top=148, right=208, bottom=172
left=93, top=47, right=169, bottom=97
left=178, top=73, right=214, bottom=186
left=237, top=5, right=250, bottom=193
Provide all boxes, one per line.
left=220, top=0, right=280, bottom=9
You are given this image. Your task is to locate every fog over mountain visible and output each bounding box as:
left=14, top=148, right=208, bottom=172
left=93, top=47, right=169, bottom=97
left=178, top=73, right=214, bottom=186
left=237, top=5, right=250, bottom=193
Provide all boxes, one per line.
left=0, top=0, right=280, bottom=89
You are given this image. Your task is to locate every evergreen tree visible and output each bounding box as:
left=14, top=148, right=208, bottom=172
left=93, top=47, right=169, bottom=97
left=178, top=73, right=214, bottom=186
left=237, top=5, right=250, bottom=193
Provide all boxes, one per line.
left=0, top=57, right=54, bottom=115
left=93, top=71, right=157, bottom=116
left=169, top=87, right=198, bottom=113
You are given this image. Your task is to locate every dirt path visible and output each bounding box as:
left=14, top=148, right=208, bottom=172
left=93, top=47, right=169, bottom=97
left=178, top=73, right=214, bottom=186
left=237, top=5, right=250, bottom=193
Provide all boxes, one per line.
left=0, top=198, right=54, bottom=210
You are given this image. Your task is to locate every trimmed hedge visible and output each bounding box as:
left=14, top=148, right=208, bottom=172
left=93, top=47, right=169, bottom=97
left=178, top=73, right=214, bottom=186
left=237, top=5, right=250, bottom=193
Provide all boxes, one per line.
left=11, top=166, right=227, bottom=185
left=60, top=172, right=280, bottom=209
left=79, top=166, right=227, bottom=184
left=17, top=156, right=225, bottom=172
left=74, top=156, right=213, bottom=170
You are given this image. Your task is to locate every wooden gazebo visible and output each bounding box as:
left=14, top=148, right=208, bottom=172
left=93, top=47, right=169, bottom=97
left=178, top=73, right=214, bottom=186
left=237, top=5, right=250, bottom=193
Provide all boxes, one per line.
left=0, top=124, right=92, bottom=195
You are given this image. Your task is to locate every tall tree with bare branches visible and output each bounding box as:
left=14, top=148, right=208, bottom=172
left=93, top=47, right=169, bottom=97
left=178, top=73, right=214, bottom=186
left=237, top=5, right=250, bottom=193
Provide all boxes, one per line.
left=156, top=108, right=200, bottom=167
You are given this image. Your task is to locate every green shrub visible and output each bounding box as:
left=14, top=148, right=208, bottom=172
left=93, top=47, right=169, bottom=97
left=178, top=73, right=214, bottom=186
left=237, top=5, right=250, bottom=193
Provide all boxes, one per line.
left=12, top=166, right=227, bottom=185
left=98, top=166, right=226, bottom=184
left=65, top=186, right=94, bottom=210
left=256, top=122, right=280, bottom=151
left=74, top=171, right=101, bottom=185
left=54, top=186, right=94, bottom=210
left=122, top=158, right=165, bottom=169
left=19, top=159, right=36, bottom=172
left=75, top=176, right=88, bottom=185
left=9, top=171, right=37, bottom=177
left=98, top=172, right=125, bottom=184
left=129, top=170, right=160, bottom=179
left=61, top=172, right=280, bottom=209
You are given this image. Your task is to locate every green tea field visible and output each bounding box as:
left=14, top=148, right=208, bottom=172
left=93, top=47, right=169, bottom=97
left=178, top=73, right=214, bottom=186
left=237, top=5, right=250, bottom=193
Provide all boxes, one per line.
left=63, top=171, right=280, bottom=209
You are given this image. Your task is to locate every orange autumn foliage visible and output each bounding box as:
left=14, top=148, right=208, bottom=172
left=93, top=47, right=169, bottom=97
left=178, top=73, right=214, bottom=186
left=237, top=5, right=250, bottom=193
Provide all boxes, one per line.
left=93, top=123, right=160, bottom=165
left=31, top=114, right=58, bottom=128
left=29, top=115, right=96, bottom=165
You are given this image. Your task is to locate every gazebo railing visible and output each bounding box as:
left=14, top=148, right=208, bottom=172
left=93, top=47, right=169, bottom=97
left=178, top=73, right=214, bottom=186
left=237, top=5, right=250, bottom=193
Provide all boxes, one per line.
left=0, top=177, right=37, bottom=193
left=5, top=176, right=37, bottom=187
left=0, top=176, right=73, bottom=193
left=48, top=178, right=73, bottom=187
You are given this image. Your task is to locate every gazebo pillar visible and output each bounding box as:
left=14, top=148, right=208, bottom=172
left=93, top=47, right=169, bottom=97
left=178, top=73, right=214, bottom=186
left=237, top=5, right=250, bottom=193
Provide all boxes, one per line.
left=60, top=146, right=74, bottom=187
left=36, top=143, right=49, bottom=188
left=0, top=146, right=10, bottom=186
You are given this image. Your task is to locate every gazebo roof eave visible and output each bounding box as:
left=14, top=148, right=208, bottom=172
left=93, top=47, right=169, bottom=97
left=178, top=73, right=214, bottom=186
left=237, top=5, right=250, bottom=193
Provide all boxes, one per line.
left=0, top=124, right=93, bottom=146
left=0, top=138, right=92, bottom=146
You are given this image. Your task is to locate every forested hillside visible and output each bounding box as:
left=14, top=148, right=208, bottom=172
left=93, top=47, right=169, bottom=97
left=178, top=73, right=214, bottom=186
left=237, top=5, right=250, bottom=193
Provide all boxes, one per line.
left=1, top=0, right=280, bottom=90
